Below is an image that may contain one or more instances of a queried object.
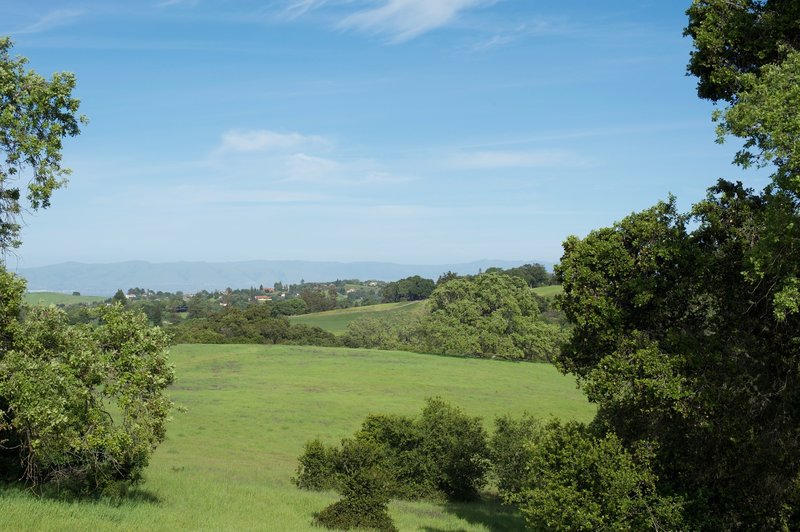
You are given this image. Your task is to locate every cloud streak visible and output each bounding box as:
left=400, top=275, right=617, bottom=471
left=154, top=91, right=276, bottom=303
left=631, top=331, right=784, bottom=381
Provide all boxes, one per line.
left=449, top=149, right=573, bottom=169
left=216, top=129, right=328, bottom=153
left=340, top=0, right=493, bottom=42
left=14, top=9, right=84, bottom=35
left=283, top=0, right=331, bottom=18
left=209, top=128, right=411, bottom=186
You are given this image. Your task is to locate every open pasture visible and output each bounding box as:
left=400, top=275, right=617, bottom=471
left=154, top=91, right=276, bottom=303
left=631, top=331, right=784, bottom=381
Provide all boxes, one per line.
left=23, top=291, right=106, bottom=305
left=289, top=300, right=425, bottom=334
left=532, top=285, right=563, bottom=298
left=1, top=343, right=594, bottom=531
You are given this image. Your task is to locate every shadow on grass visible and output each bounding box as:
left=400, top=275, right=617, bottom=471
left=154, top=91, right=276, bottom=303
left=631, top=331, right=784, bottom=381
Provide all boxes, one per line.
left=0, top=479, right=163, bottom=506
left=422, top=496, right=526, bottom=532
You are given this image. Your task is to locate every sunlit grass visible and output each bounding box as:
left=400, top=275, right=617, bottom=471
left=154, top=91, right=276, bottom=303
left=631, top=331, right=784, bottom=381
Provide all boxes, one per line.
left=23, top=292, right=106, bottom=305
left=532, top=285, right=563, bottom=298
left=289, top=300, right=425, bottom=334
left=2, top=343, right=594, bottom=531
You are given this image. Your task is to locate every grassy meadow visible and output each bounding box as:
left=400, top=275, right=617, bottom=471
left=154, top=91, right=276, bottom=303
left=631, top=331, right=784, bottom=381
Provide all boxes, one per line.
left=289, top=300, right=425, bottom=334
left=1, top=343, right=594, bottom=531
left=24, top=291, right=106, bottom=305
left=531, top=285, right=563, bottom=298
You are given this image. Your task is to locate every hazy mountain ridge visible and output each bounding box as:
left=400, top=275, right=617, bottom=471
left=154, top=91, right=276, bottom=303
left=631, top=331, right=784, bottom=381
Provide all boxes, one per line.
left=16, top=259, right=549, bottom=296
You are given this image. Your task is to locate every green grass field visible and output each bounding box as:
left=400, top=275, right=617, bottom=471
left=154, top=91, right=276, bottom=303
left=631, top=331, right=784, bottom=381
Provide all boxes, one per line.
left=24, top=291, right=106, bottom=305
left=0, top=344, right=594, bottom=531
left=532, top=285, right=563, bottom=298
left=289, top=300, right=425, bottom=334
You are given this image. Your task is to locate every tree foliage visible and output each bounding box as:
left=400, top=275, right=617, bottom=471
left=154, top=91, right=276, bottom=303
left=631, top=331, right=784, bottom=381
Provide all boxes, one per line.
left=313, top=439, right=397, bottom=532
left=556, top=186, right=800, bottom=528
left=381, top=275, right=435, bottom=303
left=485, top=263, right=554, bottom=288
left=0, top=285, right=174, bottom=492
left=512, top=421, right=685, bottom=531
left=295, top=398, right=489, bottom=504
left=540, top=4, right=800, bottom=528
left=685, top=0, right=800, bottom=103
left=0, top=37, right=85, bottom=252
left=0, top=39, right=173, bottom=496
left=420, top=272, right=565, bottom=360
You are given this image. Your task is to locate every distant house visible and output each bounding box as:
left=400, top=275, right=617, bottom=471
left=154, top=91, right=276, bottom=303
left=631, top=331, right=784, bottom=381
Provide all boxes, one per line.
left=254, top=295, right=272, bottom=303
left=125, top=293, right=137, bottom=299
left=263, top=287, right=275, bottom=293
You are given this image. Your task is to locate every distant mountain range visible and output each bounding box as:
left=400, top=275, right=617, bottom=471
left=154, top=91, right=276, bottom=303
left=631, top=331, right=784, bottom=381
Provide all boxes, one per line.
left=15, top=259, right=552, bottom=296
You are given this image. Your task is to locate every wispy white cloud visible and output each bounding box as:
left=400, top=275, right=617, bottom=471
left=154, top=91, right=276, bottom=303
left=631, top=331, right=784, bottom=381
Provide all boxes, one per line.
left=340, top=0, right=494, bottom=42
left=216, top=129, right=328, bottom=154
left=284, top=153, right=412, bottom=185
left=285, top=153, right=342, bottom=181
left=448, top=149, right=572, bottom=169
left=14, top=9, right=84, bottom=35
left=283, top=0, right=331, bottom=18
left=163, top=185, right=329, bottom=205
left=468, top=19, right=580, bottom=52
left=462, top=121, right=709, bottom=149
left=470, top=33, right=514, bottom=52
left=276, top=0, right=496, bottom=41
left=209, top=128, right=411, bottom=186
left=157, top=0, right=200, bottom=8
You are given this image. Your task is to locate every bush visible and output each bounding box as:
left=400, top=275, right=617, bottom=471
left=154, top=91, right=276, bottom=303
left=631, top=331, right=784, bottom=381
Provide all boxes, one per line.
left=417, top=398, right=489, bottom=500
left=293, top=439, right=339, bottom=491
left=489, top=413, right=539, bottom=495
left=355, top=414, right=435, bottom=500
left=0, top=302, right=174, bottom=493
left=314, top=439, right=397, bottom=531
left=514, top=420, right=685, bottom=531
left=295, top=398, right=490, bottom=504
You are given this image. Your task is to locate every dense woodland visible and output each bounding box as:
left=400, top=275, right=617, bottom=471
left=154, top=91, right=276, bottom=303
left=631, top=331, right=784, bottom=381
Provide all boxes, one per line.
left=2, top=1, right=800, bottom=530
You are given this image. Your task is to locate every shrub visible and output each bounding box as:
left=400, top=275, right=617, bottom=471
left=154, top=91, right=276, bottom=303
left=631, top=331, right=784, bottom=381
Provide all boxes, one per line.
left=293, top=439, right=340, bottom=491
left=418, top=397, right=489, bottom=500
left=314, top=439, right=397, bottom=532
left=295, top=398, right=490, bottom=504
left=0, top=303, right=174, bottom=493
left=515, top=420, right=685, bottom=531
left=355, top=414, right=435, bottom=500
left=489, top=413, right=539, bottom=495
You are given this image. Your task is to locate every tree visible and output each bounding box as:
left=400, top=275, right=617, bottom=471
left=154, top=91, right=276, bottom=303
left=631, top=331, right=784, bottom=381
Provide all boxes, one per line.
left=557, top=188, right=800, bottom=528
left=0, top=39, right=173, bottom=495
left=512, top=421, right=685, bottom=531
left=0, top=303, right=174, bottom=492
left=111, top=289, right=128, bottom=306
left=0, top=37, right=85, bottom=253
left=420, top=272, right=564, bottom=360
left=543, top=3, right=800, bottom=528
left=685, top=0, right=800, bottom=103
left=381, top=275, right=435, bottom=303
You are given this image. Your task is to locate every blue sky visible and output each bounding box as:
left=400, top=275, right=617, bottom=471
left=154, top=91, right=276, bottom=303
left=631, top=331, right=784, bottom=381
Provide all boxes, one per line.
left=2, top=0, right=761, bottom=268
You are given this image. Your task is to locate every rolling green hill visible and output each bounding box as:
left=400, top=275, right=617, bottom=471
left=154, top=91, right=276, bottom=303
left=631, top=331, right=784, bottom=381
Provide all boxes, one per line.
left=291, top=286, right=562, bottom=336
left=289, top=300, right=425, bottom=334
left=23, top=292, right=106, bottom=306
left=0, top=344, right=594, bottom=531
left=532, top=284, right=563, bottom=298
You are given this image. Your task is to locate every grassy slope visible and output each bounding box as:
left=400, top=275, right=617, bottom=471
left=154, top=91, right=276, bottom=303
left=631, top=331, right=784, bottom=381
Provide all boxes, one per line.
left=291, top=287, right=562, bottom=335
left=24, top=292, right=106, bottom=305
left=532, top=285, right=563, bottom=298
left=1, top=344, right=594, bottom=531
left=289, top=300, right=425, bottom=334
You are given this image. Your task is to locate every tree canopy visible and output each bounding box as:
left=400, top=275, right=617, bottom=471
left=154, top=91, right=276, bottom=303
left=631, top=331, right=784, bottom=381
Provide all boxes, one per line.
left=542, top=2, right=800, bottom=528
left=0, top=38, right=173, bottom=496
left=0, top=37, right=85, bottom=252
